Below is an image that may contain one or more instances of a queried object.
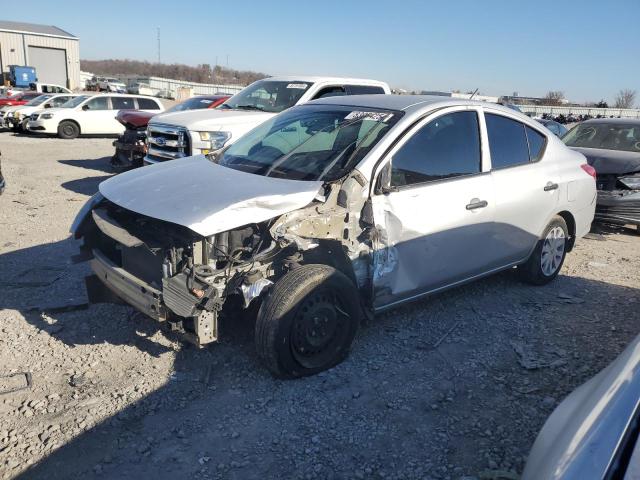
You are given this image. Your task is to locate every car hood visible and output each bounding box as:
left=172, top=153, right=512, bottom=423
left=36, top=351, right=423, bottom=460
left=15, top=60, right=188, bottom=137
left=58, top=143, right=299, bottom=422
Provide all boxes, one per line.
left=522, top=334, right=640, bottom=480
left=570, top=147, right=640, bottom=175
left=149, top=108, right=274, bottom=131
left=98, top=155, right=323, bottom=237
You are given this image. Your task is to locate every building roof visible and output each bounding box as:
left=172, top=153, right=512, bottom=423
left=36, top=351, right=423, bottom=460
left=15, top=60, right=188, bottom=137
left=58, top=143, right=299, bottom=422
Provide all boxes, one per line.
left=0, top=20, right=77, bottom=39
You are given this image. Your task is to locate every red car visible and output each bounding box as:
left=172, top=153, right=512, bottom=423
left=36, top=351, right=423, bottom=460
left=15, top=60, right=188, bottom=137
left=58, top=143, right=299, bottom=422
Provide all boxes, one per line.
left=111, top=94, right=230, bottom=171
left=0, top=91, right=42, bottom=107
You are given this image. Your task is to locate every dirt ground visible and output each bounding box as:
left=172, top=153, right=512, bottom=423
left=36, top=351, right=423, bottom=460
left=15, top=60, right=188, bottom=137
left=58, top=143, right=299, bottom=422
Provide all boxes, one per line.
left=0, top=132, right=639, bottom=480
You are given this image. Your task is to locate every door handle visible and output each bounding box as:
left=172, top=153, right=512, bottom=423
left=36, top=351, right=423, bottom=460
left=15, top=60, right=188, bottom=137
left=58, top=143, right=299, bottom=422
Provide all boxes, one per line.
left=466, top=198, right=488, bottom=210
left=544, top=182, right=559, bottom=191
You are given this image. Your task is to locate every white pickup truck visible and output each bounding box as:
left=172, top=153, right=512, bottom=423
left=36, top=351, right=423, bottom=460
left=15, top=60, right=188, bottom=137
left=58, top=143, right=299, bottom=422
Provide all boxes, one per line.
left=144, top=76, right=390, bottom=164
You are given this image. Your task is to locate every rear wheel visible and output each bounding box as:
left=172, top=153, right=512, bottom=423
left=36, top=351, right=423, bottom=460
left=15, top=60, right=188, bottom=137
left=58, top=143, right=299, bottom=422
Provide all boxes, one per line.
left=518, top=216, right=568, bottom=285
left=255, top=264, right=360, bottom=378
left=57, top=120, right=79, bottom=139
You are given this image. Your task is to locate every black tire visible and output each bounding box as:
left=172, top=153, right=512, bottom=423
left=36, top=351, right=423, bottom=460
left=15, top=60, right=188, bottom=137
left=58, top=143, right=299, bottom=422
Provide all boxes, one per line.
left=57, top=120, right=80, bottom=139
left=255, top=264, right=360, bottom=378
left=518, top=215, right=569, bottom=285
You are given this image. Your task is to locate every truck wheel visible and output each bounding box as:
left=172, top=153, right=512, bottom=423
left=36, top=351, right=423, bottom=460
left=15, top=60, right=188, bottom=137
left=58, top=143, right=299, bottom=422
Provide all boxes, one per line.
left=255, top=264, right=360, bottom=378
left=518, top=215, right=568, bottom=285
left=58, top=121, right=80, bottom=139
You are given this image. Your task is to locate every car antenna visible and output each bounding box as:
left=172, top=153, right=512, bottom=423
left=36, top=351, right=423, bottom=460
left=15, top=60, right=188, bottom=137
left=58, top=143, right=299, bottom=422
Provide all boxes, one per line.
left=469, top=88, right=479, bottom=100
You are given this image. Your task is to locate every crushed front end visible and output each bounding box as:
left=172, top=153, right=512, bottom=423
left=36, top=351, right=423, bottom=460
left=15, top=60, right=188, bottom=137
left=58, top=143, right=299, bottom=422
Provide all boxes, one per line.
left=73, top=197, right=285, bottom=345
left=595, top=172, right=640, bottom=227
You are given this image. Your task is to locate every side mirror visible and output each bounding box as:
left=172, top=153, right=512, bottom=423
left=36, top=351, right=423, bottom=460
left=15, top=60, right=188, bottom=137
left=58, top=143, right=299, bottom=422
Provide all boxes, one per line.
left=82, top=104, right=89, bottom=111
left=44, top=103, right=51, bottom=108
left=374, top=162, right=396, bottom=194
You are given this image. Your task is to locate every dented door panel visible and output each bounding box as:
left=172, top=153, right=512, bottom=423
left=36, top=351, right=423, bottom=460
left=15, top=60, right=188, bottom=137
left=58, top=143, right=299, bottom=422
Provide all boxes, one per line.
left=371, top=174, right=498, bottom=308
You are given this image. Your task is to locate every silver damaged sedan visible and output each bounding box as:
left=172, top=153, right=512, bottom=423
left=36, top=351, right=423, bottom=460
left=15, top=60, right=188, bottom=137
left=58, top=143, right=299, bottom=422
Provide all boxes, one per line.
left=72, top=95, right=597, bottom=377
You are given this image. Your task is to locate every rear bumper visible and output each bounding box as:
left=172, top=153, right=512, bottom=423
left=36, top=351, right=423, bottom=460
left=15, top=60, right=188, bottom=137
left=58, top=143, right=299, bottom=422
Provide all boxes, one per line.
left=595, top=190, right=640, bottom=226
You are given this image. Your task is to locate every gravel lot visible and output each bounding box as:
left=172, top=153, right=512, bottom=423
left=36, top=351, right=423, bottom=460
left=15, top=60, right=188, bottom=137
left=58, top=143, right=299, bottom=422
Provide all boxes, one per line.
left=0, top=131, right=639, bottom=480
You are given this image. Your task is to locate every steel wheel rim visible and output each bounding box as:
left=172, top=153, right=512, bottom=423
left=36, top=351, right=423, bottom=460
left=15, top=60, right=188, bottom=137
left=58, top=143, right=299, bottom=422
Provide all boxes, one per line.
left=62, top=124, right=75, bottom=136
left=291, top=288, right=349, bottom=369
left=541, top=226, right=566, bottom=276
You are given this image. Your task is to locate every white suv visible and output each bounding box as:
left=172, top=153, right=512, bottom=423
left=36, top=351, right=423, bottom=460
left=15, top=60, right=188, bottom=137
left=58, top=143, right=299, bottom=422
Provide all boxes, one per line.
left=145, top=76, right=390, bottom=164
left=97, top=77, right=127, bottom=93
left=26, top=94, right=164, bottom=138
left=5, top=93, right=79, bottom=131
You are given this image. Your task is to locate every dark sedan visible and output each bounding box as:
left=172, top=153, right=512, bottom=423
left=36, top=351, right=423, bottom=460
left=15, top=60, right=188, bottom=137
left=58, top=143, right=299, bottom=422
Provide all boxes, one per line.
left=563, top=118, right=640, bottom=230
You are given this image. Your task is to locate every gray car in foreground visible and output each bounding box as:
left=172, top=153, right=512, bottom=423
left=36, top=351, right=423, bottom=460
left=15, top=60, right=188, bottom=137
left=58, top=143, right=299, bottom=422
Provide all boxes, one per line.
left=71, top=95, right=596, bottom=377
left=523, top=334, right=640, bottom=479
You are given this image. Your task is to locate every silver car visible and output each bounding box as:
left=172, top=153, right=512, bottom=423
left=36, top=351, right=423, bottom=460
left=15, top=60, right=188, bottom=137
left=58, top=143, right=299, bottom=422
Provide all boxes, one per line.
left=71, top=95, right=597, bottom=377
left=523, top=334, right=640, bottom=479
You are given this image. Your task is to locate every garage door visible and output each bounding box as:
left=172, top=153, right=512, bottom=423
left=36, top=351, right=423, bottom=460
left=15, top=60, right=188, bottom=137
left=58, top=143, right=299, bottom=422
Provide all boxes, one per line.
left=27, top=46, right=67, bottom=87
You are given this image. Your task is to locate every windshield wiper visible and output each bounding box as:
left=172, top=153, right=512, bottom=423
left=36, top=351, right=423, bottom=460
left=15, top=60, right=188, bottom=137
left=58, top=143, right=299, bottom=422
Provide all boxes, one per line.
left=234, top=104, right=265, bottom=111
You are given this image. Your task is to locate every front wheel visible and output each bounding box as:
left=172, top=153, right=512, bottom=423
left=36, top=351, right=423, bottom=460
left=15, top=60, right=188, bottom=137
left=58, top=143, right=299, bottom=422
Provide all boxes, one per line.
left=255, top=264, right=360, bottom=378
left=57, top=120, right=80, bottom=139
left=517, top=215, right=568, bottom=285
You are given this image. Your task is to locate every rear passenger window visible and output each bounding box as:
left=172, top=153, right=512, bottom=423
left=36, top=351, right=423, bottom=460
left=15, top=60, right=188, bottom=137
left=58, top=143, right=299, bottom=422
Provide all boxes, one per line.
left=391, top=111, right=481, bottom=187
left=525, top=126, right=546, bottom=161
left=485, top=113, right=529, bottom=169
left=111, top=97, right=135, bottom=109
left=313, top=86, right=346, bottom=99
left=348, top=85, right=385, bottom=95
left=137, top=98, right=161, bottom=110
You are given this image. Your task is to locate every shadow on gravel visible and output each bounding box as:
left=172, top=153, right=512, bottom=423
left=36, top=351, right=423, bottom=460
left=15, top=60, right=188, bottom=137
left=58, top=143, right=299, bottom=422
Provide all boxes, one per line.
left=1, top=235, right=639, bottom=479
left=59, top=157, right=114, bottom=175
left=60, top=175, right=112, bottom=196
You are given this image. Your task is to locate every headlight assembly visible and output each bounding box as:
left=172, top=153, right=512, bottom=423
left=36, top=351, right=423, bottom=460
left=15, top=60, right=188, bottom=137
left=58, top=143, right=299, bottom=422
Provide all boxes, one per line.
left=41, top=113, right=54, bottom=119
left=198, top=131, right=231, bottom=150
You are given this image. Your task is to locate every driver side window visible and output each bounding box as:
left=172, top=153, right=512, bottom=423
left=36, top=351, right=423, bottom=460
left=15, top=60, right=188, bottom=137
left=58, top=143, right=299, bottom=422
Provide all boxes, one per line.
left=391, top=111, right=481, bottom=187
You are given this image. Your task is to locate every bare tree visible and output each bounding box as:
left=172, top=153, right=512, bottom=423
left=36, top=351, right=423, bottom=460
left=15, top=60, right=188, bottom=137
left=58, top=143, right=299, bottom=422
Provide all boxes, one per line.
left=614, top=89, right=637, bottom=109
left=543, top=91, right=564, bottom=106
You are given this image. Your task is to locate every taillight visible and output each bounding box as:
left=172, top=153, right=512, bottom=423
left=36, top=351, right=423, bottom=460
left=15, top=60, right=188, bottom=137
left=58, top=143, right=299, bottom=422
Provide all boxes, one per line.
left=581, top=164, right=596, bottom=179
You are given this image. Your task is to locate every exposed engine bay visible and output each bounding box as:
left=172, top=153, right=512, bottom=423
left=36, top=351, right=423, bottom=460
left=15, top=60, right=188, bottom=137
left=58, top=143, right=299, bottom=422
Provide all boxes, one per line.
left=74, top=173, right=374, bottom=346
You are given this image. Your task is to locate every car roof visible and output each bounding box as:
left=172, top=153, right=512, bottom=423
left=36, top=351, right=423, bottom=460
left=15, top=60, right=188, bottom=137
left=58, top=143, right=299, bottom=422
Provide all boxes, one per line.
left=580, top=118, right=640, bottom=126
left=265, top=75, right=388, bottom=86
left=306, top=94, right=518, bottom=115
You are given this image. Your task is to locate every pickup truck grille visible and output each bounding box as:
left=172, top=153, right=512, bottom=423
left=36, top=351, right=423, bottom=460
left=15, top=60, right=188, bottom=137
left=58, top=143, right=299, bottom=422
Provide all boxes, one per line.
left=145, top=123, right=190, bottom=163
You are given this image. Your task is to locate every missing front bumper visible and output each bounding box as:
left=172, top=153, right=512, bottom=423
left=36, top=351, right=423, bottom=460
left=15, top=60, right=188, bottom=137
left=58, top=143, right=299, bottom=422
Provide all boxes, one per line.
left=596, top=190, right=640, bottom=226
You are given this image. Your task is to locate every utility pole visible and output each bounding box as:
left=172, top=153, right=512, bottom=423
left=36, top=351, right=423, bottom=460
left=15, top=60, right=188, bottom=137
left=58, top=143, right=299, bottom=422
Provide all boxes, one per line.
left=226, top=54, right=229, bottom=69
left=157, top=27, right=161, bottom=64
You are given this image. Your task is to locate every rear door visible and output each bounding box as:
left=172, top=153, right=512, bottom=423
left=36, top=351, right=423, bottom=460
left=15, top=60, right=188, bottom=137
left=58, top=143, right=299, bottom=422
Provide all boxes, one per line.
left=484, top=109, right=559, bottom=263
left=371, top=107, right=499, bottom=307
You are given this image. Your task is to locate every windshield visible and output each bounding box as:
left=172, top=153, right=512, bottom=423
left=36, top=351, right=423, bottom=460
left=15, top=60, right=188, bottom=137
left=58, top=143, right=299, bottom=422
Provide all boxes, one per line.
left=563, top=123, right=640, bottom=152
left=62, top=95, right=90, bottom=108
left=216, top=105, right=401, bottom=181
left=168, top=96, right=219, bottom=112
left=219, top=80, right=313, bottom=113
left=25, top=95, right=52, bottom=106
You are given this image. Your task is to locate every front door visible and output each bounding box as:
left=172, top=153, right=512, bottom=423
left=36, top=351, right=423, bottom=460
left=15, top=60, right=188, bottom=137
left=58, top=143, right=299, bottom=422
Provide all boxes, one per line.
left=80, top=96, right=115, bottom=134
left=371, top=108, right=500, bottom=308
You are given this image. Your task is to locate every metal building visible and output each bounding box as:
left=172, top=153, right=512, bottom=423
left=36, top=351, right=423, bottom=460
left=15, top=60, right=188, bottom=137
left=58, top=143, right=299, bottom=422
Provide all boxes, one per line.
left=0, top=20, right=80, bottom=89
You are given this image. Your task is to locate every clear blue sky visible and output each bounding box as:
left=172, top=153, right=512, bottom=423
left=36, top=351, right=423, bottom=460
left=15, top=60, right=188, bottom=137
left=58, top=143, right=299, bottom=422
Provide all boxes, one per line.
left=10, top=0, right=640, bottom=103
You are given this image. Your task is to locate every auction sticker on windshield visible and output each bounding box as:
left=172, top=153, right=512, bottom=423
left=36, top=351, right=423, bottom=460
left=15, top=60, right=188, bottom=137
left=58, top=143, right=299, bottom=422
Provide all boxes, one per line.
left=287, top=83, right=308, bottom=89
left=345, top=111, right=394, bottom=122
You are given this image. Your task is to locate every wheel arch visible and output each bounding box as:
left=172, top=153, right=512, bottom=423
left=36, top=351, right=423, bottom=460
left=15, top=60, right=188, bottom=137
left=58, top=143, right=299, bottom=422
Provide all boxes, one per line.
left=557, top=210, right=576, bottom=251
left=59, top=118, right=82, bottom=134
